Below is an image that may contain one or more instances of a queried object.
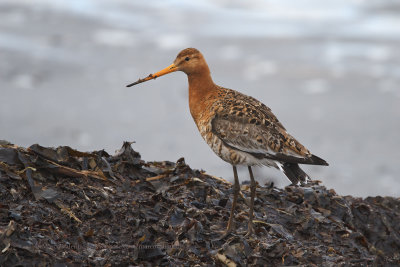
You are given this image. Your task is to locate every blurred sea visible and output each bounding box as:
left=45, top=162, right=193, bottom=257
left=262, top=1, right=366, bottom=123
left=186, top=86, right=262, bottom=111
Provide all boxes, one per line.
left=1, top=0, right=399, bottom=196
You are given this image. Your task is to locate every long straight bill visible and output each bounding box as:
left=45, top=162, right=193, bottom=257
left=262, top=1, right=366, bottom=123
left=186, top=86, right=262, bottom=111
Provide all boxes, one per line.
left=126, top=63, right=177, bottom=87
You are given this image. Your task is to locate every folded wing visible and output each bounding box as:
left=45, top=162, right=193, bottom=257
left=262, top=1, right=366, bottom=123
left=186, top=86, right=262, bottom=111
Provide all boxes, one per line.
left=210, top=93, right=328, bottom=166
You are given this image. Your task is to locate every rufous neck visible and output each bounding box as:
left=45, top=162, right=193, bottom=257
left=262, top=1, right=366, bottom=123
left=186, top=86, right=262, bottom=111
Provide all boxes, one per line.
left=188, top=70, right=215, bottom=92
left=187, top=70, right=216, bottom=123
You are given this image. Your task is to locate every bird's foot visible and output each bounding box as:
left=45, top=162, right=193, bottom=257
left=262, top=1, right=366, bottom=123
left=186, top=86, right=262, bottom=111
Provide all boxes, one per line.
left=244, top=226, right=255, bottom=238
left=213, top=228, right=233, bottom=241
left=236, top=225, right=254, bottom=237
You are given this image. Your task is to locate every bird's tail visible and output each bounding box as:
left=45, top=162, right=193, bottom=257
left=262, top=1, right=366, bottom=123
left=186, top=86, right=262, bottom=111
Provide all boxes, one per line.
left=281, top=163, right=309, bottom=185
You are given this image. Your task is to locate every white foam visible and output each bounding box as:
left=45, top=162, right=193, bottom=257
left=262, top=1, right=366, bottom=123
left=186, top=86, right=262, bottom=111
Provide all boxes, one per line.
left=302, top=79, right=329, bottom=95
left=156, top=34, right=191, bottom=51
left=324, top=43, right=391, bottom=64
left=13, top=74, right=34, bottom=90
left=219, top=45, right=241, bottom=61
left=93, top=29, right=136, bottom=47
left=243, top=60, right=277, bottom=81
left=7, top=0, right=400, bottom=40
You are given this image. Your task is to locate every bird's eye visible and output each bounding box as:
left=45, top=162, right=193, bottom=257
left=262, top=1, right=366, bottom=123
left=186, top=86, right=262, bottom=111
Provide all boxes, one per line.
left=185, top=57, right=190, bottom=61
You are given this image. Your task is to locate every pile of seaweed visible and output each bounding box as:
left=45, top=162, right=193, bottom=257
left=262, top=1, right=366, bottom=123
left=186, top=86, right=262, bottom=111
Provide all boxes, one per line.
left=0, top=141, right=399, bottom=266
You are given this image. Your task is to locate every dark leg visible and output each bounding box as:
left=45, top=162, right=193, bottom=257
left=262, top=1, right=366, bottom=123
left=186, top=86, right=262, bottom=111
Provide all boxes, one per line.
left=247, top=166, right=256, bottom=236
left=226, top=165, right=240, bottom=233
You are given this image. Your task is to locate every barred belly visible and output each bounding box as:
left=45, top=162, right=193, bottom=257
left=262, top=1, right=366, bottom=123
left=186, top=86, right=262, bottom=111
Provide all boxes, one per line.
left=203, top=132, right=262, bottom=166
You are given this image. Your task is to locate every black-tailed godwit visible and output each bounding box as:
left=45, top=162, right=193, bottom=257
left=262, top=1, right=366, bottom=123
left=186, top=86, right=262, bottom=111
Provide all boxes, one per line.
left=127, top=48, right=328, bottom=235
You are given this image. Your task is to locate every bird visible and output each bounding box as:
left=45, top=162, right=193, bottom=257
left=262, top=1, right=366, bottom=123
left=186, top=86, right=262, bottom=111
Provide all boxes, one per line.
left=127, top=48, right=328, bottom=236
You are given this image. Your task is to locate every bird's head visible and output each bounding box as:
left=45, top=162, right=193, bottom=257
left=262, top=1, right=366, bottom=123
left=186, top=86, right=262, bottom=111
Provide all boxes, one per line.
left=126, top=48, right=208, bottom=87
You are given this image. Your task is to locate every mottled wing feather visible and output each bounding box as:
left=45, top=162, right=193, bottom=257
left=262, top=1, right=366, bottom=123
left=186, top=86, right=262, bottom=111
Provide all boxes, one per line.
left=211, top=87, right=318, bottom=164
left=228, top=90, right=286, bottom=130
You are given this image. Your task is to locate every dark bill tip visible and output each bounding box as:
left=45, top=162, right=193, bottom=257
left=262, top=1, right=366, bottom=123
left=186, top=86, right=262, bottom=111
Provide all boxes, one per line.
left=126, top=81, right=139, bottom=87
